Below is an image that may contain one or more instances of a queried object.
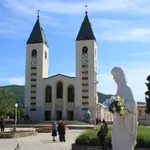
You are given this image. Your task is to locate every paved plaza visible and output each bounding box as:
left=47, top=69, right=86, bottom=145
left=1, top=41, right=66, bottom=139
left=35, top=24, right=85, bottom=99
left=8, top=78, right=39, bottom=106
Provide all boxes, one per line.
left=0, top=129, right=83, bottom=150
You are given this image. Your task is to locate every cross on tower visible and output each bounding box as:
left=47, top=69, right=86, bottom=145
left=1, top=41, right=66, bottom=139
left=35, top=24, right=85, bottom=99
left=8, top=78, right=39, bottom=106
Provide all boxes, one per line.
left=85, top=5, right=88, bottom=14
left=37, top=10, right=40, bottom=19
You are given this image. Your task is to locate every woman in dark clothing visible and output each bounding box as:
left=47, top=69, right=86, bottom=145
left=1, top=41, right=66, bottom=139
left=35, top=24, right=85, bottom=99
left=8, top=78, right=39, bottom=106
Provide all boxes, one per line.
left=57, top=121, right=66, bottom=142
left=0, top=118, right=5, bottom=132
left=97, top=119, right=108, bottom=150
left=51, top=122, right=57, bottom=141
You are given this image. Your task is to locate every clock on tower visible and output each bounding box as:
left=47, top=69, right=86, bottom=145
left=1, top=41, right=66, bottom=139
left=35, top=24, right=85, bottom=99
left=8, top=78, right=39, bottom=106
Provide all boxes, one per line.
left=31, top=60, right=37, bottom=66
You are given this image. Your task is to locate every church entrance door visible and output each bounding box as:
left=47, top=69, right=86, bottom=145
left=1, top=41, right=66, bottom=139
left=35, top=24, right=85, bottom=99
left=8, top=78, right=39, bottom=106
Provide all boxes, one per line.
left=44, top=111, right=51, bottom=121
left=68, top=111, right=74, bottom=121
left=56, top=111, right=62, bottom=120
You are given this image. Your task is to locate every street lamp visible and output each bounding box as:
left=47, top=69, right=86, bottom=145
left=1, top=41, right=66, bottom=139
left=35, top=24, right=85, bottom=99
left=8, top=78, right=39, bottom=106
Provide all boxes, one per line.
left=14, top=103, right=18, bottom=132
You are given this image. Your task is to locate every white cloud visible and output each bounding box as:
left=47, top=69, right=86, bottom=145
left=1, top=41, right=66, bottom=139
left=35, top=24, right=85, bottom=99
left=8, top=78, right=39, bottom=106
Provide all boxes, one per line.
left=92, top=18, right=127, bottom=29
left=1, top=0, right=150, bottom=42
left=7, top=77, right=25, bottom=85
left=98, top=61, right=150, bottom=102
left=90, top=18, right=150, bottom=42
left=3, top=0, right=150, bottom=15
left=67, top=72, right=75, bottom=77
left=0, top=77, right=25, bottom=85
left=50, top=17, right=150, bottom=43
left=51, top=18, right=150, bottom=43
left=96, top=26, right=150, bottom=42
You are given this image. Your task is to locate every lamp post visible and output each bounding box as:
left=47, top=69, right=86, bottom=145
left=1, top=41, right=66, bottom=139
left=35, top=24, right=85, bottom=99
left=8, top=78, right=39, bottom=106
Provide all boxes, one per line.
left=14, top=103, right=18, bottom=132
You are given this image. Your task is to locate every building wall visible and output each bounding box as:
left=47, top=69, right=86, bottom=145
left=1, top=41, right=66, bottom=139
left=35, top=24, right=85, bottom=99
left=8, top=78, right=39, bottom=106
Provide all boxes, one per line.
left=25, top=43, right=48, bottom=121
left=75, top=40, right=98, bottom=120
left=137, top=102, right=150, bottom=120
left=43, top=74, right=75, bottom=120
left=137, top=106, right=146, bottom=120
left=97, top=104, right=113, bottom=122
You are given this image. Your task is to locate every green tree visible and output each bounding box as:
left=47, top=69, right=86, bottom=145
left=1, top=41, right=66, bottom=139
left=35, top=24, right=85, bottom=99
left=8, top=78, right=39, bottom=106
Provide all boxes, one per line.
left=0, top=88, right=17, bottom=117
left=145, top=75, right=150, bottom=113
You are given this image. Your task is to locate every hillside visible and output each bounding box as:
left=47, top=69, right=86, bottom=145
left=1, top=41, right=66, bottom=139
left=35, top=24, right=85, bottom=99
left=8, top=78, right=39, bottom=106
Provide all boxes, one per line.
left=0, top=85, right=112, bottom=105
left=0, top=85, right=24, bottom=106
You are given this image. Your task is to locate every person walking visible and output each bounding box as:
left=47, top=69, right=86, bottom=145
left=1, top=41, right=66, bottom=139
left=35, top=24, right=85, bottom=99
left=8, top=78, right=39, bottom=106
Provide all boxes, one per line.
left=57, top=121, right=66, bottom=142
left=0, top=117, right=5, bottom=132
left=51, top=122, right=57, bottom=141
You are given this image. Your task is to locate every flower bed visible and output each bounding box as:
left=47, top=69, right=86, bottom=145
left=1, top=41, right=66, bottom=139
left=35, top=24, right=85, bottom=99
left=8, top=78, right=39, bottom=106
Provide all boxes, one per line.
left=36, top=126, right=52, bottom=133
left=74, top=126, right=150, bottom=149
left=0, top=130, right=37, bottom=138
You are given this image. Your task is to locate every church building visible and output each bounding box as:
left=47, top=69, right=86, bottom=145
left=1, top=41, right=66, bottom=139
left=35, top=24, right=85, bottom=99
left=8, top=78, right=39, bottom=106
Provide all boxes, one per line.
left=24, top=11, right=99, bottom=121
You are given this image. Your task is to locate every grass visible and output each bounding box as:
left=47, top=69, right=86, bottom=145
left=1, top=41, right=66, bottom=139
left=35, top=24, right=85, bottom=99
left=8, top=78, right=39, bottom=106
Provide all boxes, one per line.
left=75, top=126, right=150, bottom=148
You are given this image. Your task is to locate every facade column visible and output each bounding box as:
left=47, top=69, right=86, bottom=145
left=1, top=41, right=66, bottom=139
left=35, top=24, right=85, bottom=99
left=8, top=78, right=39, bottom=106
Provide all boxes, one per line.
left=51, top=83, right=56, bottom=120
left=63, top=84, right=67, bottom=120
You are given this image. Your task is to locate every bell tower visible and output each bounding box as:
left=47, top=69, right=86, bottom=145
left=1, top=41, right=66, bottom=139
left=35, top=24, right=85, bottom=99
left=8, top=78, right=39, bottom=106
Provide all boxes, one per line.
left=75, top=9, right=98, bottom=120
left=24, top=11, right=49, bottom=121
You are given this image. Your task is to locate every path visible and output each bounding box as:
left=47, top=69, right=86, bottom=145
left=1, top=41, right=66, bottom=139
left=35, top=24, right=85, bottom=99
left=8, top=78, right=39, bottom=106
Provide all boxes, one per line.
left=0, top=130, right=83, bottom=150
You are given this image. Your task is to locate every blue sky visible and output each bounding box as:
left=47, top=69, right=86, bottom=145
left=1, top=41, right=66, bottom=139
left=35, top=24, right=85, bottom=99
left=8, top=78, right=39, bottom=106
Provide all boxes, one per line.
left=1, top=0, right=150, bottom=102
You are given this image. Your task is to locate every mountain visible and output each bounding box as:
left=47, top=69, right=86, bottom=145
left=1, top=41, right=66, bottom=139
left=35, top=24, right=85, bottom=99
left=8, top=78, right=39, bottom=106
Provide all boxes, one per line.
left=0, top=85, right=112, bottom=105
left=0, top=85, right=24, bottom=106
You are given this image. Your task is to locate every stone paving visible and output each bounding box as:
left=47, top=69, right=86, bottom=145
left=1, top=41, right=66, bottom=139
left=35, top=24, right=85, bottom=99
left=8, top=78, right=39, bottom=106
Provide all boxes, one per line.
left=0, top=129, right=83, bottom=150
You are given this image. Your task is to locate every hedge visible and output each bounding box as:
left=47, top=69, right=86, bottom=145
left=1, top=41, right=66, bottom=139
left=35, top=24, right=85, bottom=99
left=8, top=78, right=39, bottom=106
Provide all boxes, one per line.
left=75, top=126, right=150, bottom=148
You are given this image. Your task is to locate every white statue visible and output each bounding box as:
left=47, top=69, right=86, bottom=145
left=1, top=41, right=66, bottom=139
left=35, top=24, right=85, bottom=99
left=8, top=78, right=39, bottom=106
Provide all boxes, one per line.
left=111, top=67, right=137, bottom=150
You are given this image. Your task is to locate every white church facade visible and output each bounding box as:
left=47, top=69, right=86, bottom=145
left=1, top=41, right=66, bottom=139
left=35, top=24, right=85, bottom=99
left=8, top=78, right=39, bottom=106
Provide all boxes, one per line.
left=24, top=11, right=112, bottom=122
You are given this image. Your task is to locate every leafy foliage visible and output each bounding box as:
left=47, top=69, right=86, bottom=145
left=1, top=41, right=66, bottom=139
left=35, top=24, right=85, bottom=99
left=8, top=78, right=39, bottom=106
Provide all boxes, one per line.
left=0, top=85, right=24, bottom=106
left=0, top=88, right=17, bottom=117
left=75, top=126, right=150, bottom=148
left=97, top=92, right=112, bottom=103
left=145, top=75, right=150, bottom=113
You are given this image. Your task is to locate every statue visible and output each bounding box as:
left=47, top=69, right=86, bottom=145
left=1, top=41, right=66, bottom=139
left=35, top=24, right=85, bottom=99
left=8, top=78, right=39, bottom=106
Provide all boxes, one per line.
left=84, top=110, right=91, bottom=119
left=111, top=67, right=137, bottom=150
left=82, top=109, right=91, bottom=124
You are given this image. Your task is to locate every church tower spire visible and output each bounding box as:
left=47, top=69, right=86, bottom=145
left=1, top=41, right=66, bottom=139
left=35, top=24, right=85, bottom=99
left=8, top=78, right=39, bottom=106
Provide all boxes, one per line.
left=76, top=6, right=96, bottom=41
left=27, top=10, right=48, bottom=47
left=25, top=10, right=49, bottom=121
left=75, top=8, right=98, bottom=121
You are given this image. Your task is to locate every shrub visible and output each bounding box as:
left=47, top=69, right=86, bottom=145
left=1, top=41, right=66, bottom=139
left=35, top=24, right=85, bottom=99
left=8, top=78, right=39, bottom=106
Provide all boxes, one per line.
left=75, top=126, right=150, bottom=148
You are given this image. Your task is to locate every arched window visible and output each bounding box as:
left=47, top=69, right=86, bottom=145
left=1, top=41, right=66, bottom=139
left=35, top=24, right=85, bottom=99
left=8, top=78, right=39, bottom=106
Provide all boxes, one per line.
left=32, top=49, right=37, bottom=58
left=68, top=85, right=74, bottom=102
left=82, top=46, right=88, bottom=54
left=45, top=86, right=52, bottom=102
left=56, top=82, right=63, bottom=98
